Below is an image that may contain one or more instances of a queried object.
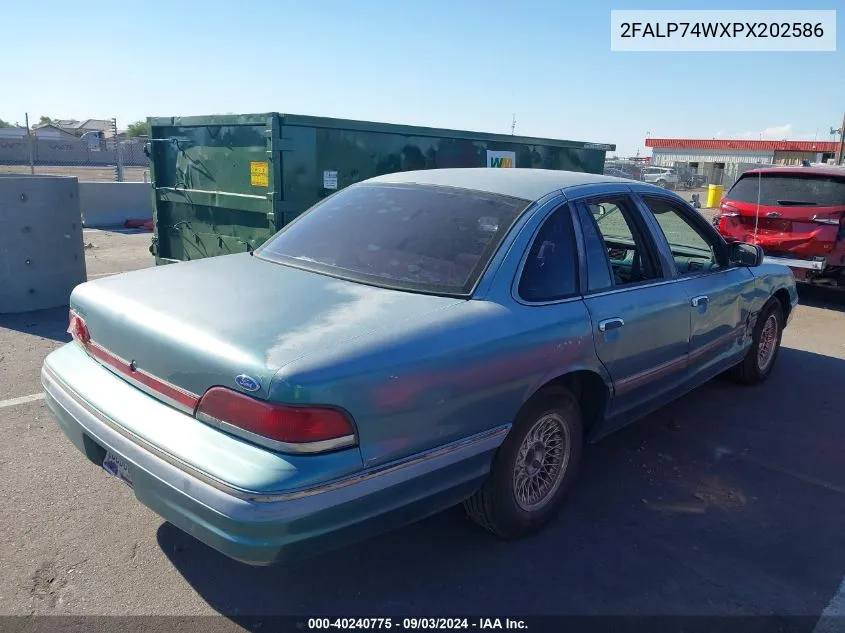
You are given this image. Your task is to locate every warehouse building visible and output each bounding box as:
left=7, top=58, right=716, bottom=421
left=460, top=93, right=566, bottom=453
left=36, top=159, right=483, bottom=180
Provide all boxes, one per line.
left=646, top=138, right=839, bottom=166
left=644, top=138, right=840, bottom=187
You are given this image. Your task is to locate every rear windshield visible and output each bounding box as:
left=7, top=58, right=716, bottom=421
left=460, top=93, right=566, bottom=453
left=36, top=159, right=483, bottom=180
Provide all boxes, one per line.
left=256, top=183, right=531, bottom=296
left=728, top=172, right=845, bottom=207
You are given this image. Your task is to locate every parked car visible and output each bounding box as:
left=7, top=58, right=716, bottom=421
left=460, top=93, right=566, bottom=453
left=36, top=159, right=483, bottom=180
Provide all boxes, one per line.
left=603, top=162, right=643, bottom=181
left=603, top=167, right=631, bottom=179
left=641, top=166, right=680, bottom=189
left=42, top=168, right=797, bottom=566
left=714, top=166, right=845, bottom=287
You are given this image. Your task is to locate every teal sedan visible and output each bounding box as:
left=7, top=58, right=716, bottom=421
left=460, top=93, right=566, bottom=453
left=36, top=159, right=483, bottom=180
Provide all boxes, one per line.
left=42, top=168, right=798, bottom=565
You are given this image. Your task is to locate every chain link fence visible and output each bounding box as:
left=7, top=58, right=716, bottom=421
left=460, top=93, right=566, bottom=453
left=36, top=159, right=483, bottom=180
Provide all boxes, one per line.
left=0, top=116, right=150, bottom=182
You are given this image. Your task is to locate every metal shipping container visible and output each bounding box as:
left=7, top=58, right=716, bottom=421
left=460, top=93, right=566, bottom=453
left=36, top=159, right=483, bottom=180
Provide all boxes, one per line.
left=146, top=113, right=615, bottom=264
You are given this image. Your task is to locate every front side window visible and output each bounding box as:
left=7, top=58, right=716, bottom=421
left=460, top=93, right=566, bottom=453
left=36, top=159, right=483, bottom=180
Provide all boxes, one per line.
left=518, top=205, right=578, bottom=302
left=257, top=183, right=531, bottom=296
left=640, top=196, right=724, bottom=274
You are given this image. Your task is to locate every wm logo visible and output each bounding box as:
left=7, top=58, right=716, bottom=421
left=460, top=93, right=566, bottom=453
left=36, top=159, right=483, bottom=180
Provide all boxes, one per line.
left=490, top=157, right=514, bottom=168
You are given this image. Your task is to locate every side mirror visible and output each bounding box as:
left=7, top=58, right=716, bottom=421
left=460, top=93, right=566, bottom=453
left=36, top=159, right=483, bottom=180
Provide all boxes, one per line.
left=729, top=241, right=764, bottom=267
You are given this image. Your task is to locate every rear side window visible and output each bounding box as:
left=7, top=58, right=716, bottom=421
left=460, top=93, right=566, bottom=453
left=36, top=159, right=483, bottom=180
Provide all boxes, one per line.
left=257, top=183, right=530, bottom=296
left=518, top=206, right=578, bottom=302
left=728, top=173, right=845, bottom=207
left=576, top=196, right=662, bottom=289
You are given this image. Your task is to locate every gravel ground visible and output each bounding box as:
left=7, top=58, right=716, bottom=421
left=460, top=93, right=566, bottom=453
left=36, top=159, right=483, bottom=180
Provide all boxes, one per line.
left=81, top=228, right=155, bottom=278
left=0, top=229, right=844, bottom=625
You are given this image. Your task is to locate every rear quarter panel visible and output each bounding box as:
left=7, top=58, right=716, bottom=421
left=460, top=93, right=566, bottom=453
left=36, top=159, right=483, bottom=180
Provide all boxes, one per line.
left=270, top=298, right=603, bottom=468
left=269, top=193, right=610, bottom=468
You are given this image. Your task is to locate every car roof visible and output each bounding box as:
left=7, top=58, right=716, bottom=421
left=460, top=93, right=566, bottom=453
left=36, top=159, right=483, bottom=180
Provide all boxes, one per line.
left=741, top=165, right=845, bottom=177
left=365, top=168, right=633, bottom=201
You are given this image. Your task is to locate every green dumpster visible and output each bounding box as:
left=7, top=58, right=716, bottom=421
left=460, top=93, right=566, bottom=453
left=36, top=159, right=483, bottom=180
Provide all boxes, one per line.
left=146, top=113, right=615, bottom=264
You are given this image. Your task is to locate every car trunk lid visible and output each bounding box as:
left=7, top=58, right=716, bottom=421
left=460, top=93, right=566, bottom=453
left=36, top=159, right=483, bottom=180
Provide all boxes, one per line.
left=69, top=253, right=463, bottom=412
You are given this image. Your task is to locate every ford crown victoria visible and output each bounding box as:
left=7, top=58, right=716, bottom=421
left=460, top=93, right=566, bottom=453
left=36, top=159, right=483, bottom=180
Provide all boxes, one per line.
left=42, top=168, right=798, bottom=565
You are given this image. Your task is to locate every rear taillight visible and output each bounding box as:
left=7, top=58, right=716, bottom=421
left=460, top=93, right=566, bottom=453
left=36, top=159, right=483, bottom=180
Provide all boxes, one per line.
left=811, top=213, right=841, bottom=226
left=719, top=201, right=740, bottom=217
left=67, top=310, right=90, bottom=345
left=196, top=387, right=356, bottom=454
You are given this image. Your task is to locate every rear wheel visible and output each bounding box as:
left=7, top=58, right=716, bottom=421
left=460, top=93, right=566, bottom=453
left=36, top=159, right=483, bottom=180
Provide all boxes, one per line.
left=656, top=179, right=668, bottom=188
left=730, top=299, right=784, bottom=384
left=464, top=390, right=583, bottom=538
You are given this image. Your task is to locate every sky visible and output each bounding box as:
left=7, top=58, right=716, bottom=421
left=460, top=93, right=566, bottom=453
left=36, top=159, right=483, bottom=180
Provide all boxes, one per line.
left=1, top=0, right=842, bottom=157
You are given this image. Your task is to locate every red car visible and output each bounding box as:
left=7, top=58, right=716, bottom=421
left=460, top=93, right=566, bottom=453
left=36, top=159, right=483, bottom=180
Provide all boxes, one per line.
left=714, top=166, right=845, bottom=287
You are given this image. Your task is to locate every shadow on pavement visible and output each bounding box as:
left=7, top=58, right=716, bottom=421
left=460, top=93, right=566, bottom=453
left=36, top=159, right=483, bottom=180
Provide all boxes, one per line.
left=797, top=284, right=845, bottom=313
left=0, top=305, right=71, bottom=343
left=159, top=347, right=845, bottom=618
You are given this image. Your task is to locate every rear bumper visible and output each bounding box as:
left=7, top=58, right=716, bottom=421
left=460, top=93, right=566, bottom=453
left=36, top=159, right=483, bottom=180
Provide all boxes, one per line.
left=41, top=363, right=506, bottom=566
left=763, top=256, right=826, bottom=271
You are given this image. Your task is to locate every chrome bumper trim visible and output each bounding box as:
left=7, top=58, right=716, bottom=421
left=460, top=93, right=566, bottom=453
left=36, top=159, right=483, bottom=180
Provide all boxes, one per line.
left=763, top=256, right=826, bottom=271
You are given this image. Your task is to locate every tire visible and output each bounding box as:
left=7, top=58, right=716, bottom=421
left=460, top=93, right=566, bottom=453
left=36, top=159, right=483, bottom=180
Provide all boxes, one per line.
left=464, top=390, right=583, bottom=539
left=730, top=299, right=784, bottom=385
left=656, top=179, right=668, bottom=189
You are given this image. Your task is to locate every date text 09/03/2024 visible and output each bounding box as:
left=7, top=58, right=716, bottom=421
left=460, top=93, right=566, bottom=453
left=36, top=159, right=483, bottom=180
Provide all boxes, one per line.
left=307, top=618, right=528, bottom=630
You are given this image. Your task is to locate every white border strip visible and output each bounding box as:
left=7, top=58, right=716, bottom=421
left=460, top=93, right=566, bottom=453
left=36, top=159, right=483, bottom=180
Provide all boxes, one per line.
left=611, top=10, right=836, bottom=52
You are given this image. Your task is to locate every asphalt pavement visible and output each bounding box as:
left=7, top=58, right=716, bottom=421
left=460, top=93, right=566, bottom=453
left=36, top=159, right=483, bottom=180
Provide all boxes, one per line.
left=1, top=229, right=844, bottom=626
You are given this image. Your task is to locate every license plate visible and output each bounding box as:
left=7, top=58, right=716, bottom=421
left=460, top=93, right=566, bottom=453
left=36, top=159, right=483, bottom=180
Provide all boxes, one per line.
left=102, top=451, right=134, bottom=488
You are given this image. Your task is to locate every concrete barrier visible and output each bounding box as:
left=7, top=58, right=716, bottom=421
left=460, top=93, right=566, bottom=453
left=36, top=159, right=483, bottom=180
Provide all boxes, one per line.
left=79, top=182, right=152, bottom=227
left=0, top=175, right=87, bottom=313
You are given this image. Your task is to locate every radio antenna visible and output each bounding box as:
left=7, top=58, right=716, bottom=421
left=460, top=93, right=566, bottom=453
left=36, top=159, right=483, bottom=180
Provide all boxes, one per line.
left=754, top=169, right=762, bottom=243
left=511, top=113, right=516, bottom=135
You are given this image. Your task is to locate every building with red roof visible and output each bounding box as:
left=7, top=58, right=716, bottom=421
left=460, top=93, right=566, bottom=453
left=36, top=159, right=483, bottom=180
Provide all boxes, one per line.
left=645, top=138, right=838, bottom=167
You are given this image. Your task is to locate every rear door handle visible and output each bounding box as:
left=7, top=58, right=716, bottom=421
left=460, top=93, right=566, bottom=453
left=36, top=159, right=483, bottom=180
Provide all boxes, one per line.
left=691, top=295, right=709, bottom=307
left=598, top=318, right=625, bottom=332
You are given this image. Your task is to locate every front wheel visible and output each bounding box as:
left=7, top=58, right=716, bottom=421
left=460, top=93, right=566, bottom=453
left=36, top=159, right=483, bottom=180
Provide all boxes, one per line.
left=464, top=391, right=583, bottom=539
left=730, top=299, right=784, bottom=384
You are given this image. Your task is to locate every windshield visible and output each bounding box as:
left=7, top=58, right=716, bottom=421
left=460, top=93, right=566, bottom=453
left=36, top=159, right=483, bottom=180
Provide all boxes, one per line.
left=728, top=172, right=845, bottom=207
left=256, top=183, right=531, bottom=296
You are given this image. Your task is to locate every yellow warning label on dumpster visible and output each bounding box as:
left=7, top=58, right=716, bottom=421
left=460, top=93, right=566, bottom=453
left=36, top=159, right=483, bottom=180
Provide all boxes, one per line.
left=250, top=161, right=269, bottom=187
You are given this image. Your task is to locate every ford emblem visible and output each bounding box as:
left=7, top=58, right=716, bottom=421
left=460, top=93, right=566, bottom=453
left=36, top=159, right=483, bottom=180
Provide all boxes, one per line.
left=235, top=374, right=261, bottom=392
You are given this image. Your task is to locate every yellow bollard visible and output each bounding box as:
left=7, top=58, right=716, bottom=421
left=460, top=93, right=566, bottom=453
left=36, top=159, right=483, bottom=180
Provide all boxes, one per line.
left=707, top=184, right=725, bottom=208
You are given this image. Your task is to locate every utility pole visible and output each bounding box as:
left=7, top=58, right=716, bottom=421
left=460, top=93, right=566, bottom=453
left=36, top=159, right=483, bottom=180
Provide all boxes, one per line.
left=24, top=112, right=34, bottom=175
left=835, top=110, right=845, bottom=165
left=113, top=118, right=124, bottom=182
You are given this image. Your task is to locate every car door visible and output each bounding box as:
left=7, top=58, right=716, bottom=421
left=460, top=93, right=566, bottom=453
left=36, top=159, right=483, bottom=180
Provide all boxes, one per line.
left=635, top=192, right=755, bottom=384
left=571, top=192, right=691, bottom=433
